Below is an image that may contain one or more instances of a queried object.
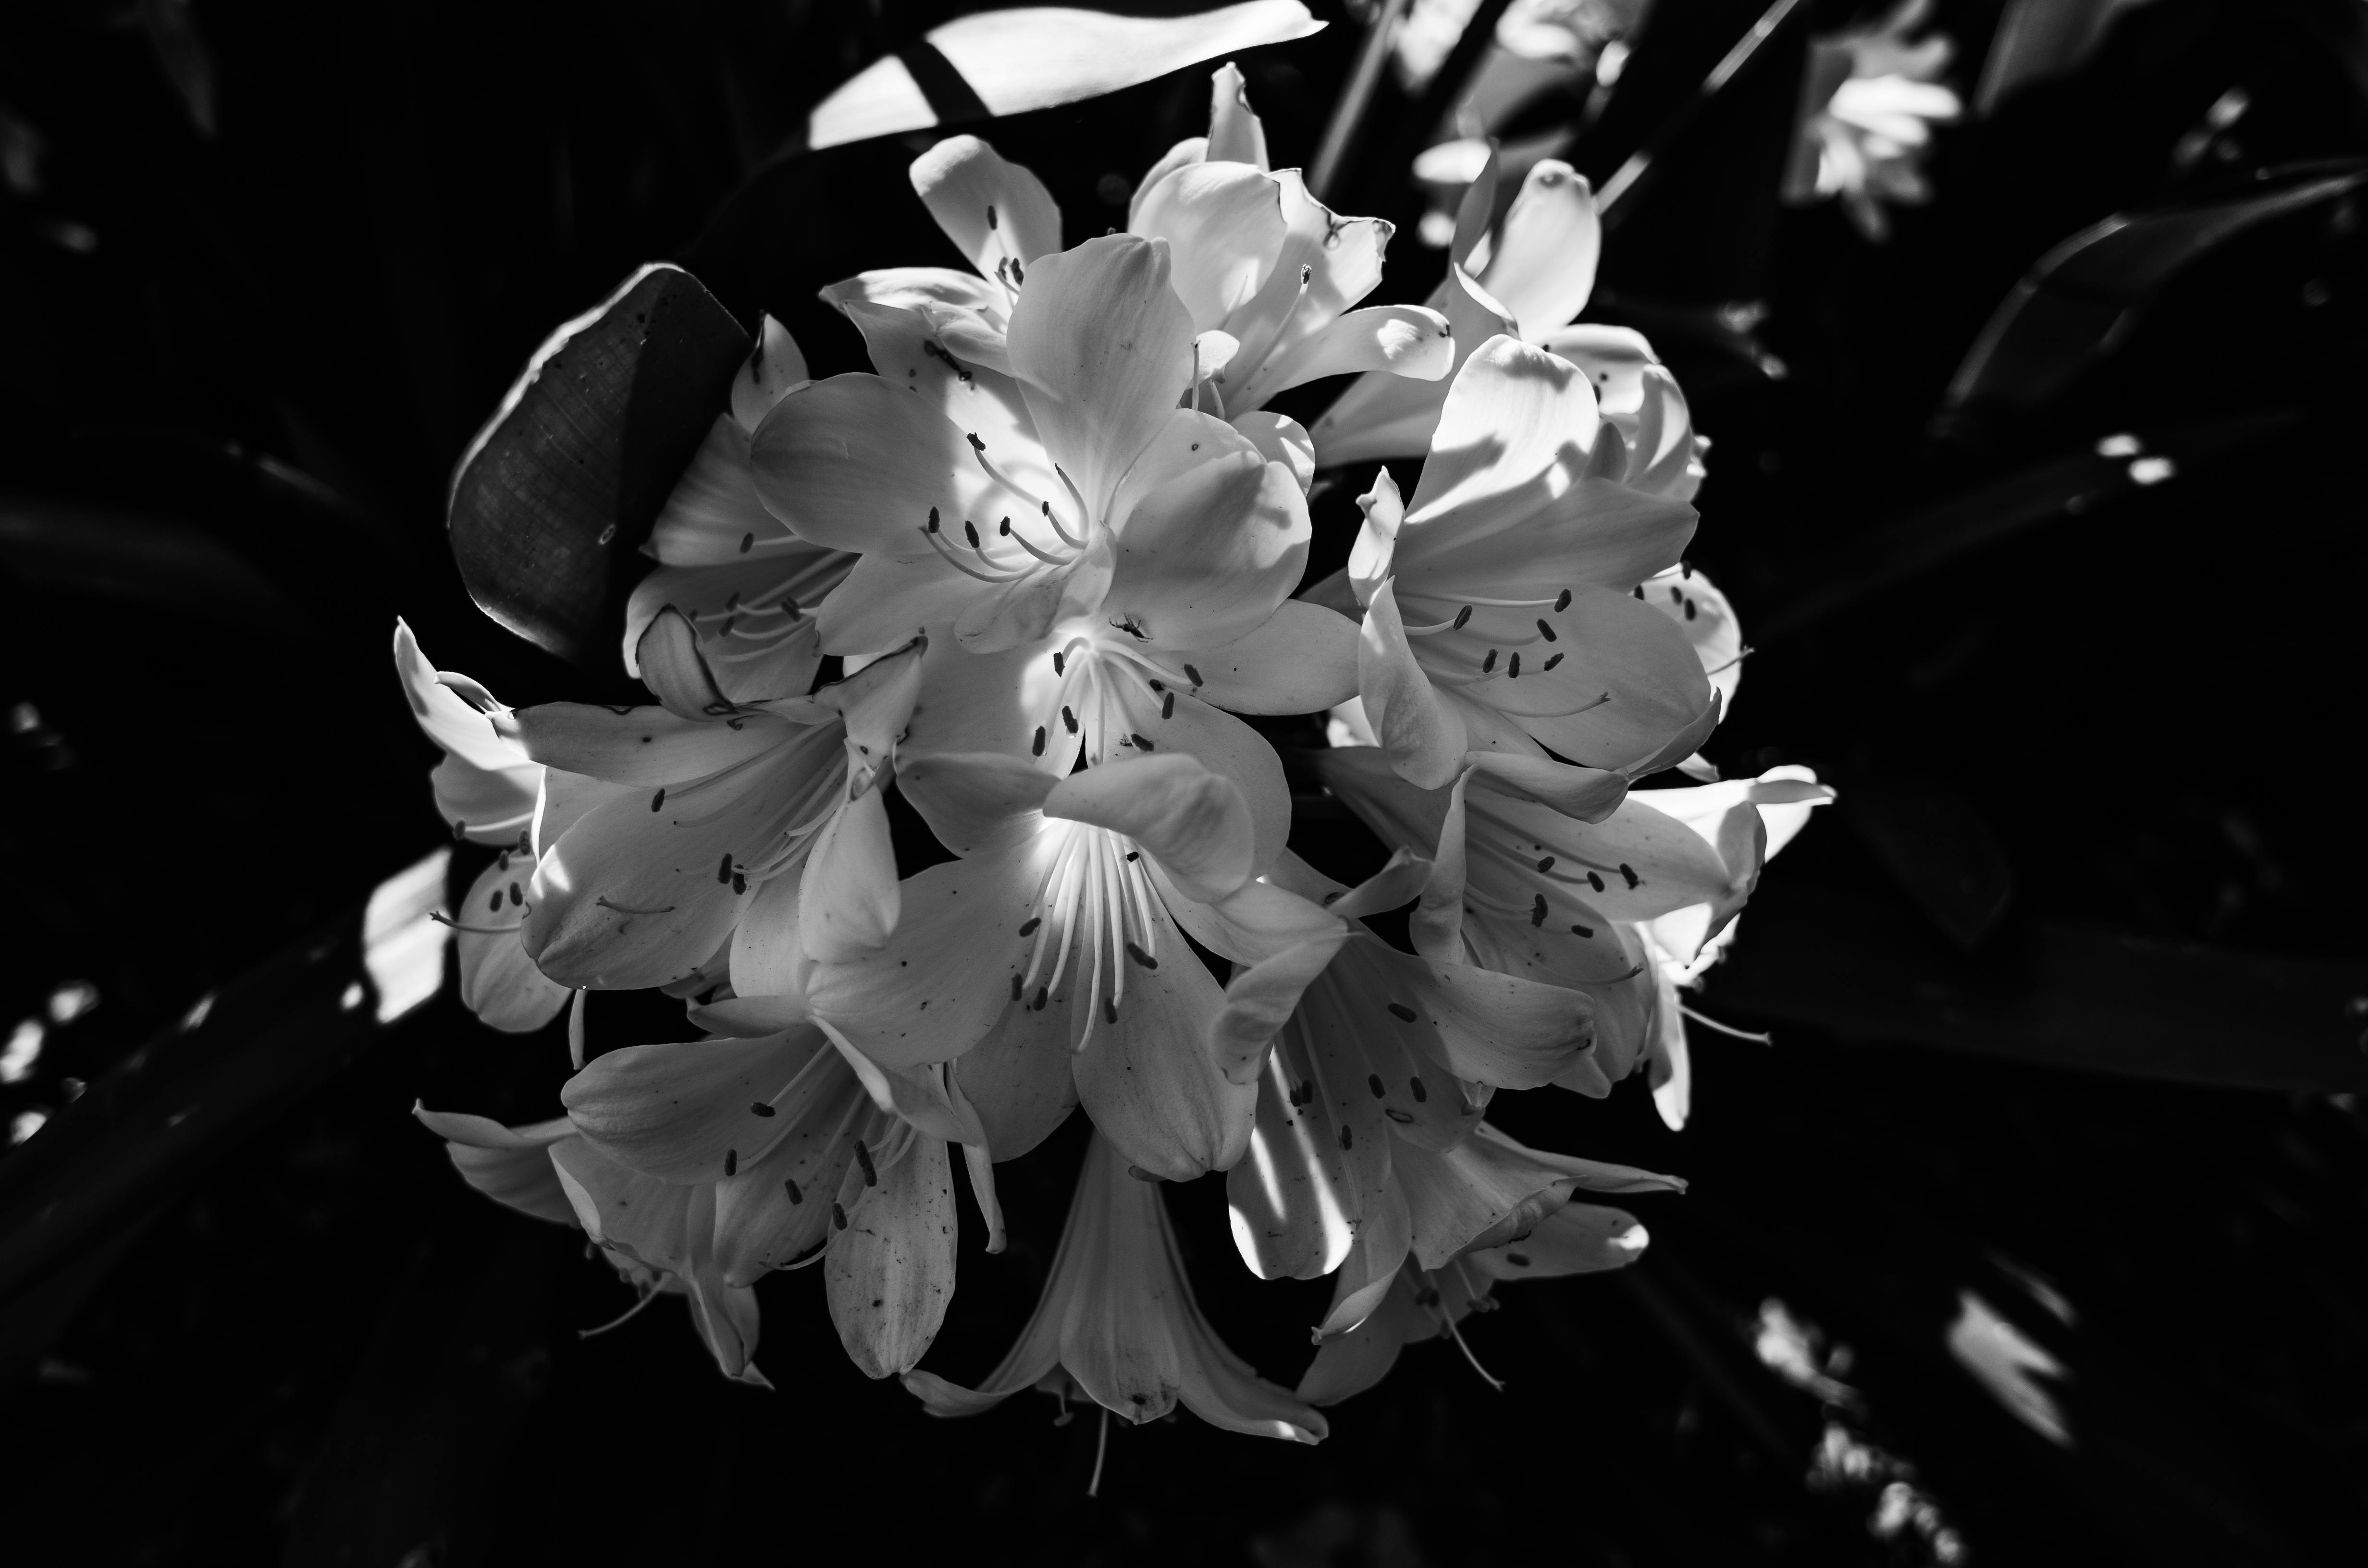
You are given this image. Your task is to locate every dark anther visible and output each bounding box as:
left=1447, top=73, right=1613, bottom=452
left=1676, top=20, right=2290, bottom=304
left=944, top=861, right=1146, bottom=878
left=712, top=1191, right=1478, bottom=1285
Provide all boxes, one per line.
left=717, top=854, right=734, bottom=884
left=751, top=1102, right=776, bottom=1117
left=1033, top=986, right=1049, bottom=1011
left=1019, top=917, right=1042, bottom=937
left=1052, top=650, right=1065, bottom=675
left=1033, top=726, right=1048, bottom=756
left=732, top=872, right=747, bottom=895
left=488, top=892, right=502, bottom=913
left=650, top=788, right=665, bottom=812
left=1452, top=605, right=1472, bottom=629
left=1554, top=589, right=1572, bottom=611
left=784, top=1177, right=803, bottom=1203
left=1508, top=652, right=1522, bottom=678
left=509, top=883, right=523, bottom=906
left=1183, top=664, right=1203, bottom=687
left=1668, top=585, right=1682, bottom=602
left=1543, top=653, right=1564, bottom=670
left=963, top=519, right=981, bottom=548
left=831, top=1202, right=848, bottom=1231
left=1506, top=1251, right=1531, bottom=1267
left=1680, top=558, right=1693, bottom=578
left=854, top=1141, right=877, bottom=1186
left=1409, top=1078, right=1428, bottom=1102
left=1126, top=942, right=1157, bottom=970
left=1536, top=619, right=1557, bottom=642
left=1631, top=585, right=1643, bottom=600
left=1160, top=691, right=1175, bottom=720
left=1367, top=1073, right=1387, bottom=1099
left=1300, top=263, right=1312, bottom=285
left=1387, top=1002, right=1416, bottom=1022
left=1338, top=1126, right=1354, bottom=1152
left=724, top=1149, right=738, bottom=1176
left=1569, top=922, right=1594, bottom=938
left=1131, top=733, right=1155, bottom=751
left=1530, top=894, right=1548, bottom=927
left=927, top=507, right=940, bottom=532
left=1619, top=863, right=1639, bottom=888
left=966, top=432, right=986, bottom=453
left=1010, top=974, right=1024, bottom=1001
left=1124, top=850, right=1139, bottom=861
left=1011, top=260, right=1024, bottom=285
left=999, top=516, right=1012, bottom=536
left=1536, top=856, right=1555, bottom=872
left=1482, top=649, right=1499, bottom=674
left=1384, top=1108, right=1415, bottom=1125
left=1684, top=599, right=1698, bottom=621
left=1103, top=997, right=1118, bottom=1023
left=1587, top=872, right=1605, bottom=892
left=1062, top=707, right=1078, bottom=733
left=986, top=204, right=998, bottom=230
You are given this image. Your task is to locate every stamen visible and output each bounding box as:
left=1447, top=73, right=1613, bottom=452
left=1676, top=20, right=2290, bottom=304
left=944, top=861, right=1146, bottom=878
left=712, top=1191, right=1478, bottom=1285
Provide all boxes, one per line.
left=1680, top=1004, right=1775, bottom=1044
left=1535, top=619, right=1557, bottom=642
left=578, top=1284, right=663, bottom=1340
left=1555, top=589, right=1572, bottom=611
left=784, top=1177, right=803, bottom=1203
left=854, top=1140, right=877, bottom=1186
left=717, top=853, right=733, bottom=884
left=831, top=1202, right=848, bottom=1230
left=1125, top=942, right=1158, bottom=970
left=1086, top=1407, right=1110, bottom=1499
left=751, top=1102, right=775, bottom=1117
left=1543, top=653, right=1564, bottom=671
left=595, top=897, right=677, bottom=915
left=1033, top=726, right=1048, bottom=757
left=1481, top=649, right=1498, bottom=674
left=431, top=912, right=525, bottom=936
left=1019, top=917, right=1042, bottom=937
left=724, top=1149, right=737, bottom=1176
left=1440, top=1308, right=1506, bottom=1392
left=1530, top=894, right=1548, bottom=927
left=1409, top=1078, right=1428, bottom=1102
left=1367, top=1074, right=1387, bottom=1099
left=650, top=788, right=665, bottom=811
left=1536, top=856, right=1555, bottom=872
left=1160, top=691, right=1175, bottom=719
left=1508, top=652, right=1521, bottom=678
left=1386, top=1002, right=1416, bottom=1021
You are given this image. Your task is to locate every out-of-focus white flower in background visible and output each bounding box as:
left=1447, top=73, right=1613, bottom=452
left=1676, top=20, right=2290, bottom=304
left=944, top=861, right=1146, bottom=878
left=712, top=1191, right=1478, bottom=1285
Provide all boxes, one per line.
left=1783, top=0, right=1963, bottom=241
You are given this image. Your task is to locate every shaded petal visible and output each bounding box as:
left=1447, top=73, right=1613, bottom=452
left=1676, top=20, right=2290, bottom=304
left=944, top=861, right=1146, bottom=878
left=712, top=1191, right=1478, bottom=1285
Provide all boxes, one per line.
left=708, top=1066, right=882, bottom=1283
left=1307, top=264, right=1515, bottom=466
left=1467, top=1200, right=1649, bottom=1279
left=1311, top=1191, right=1415, bottom=1341
left=1358, top=581, right=1468, bottom=789
left=1393, top=1127, right=1577, bottom=1270
left=895, top=749, right=1057, bottom=855
left=826, top=1133, right=958, bottom=1377
left=455, top=856, right=568, bottom=1033
left=502, top=702, right=805, bottom=789
left=799, top=787, right=900, bottom=962
left=562, top=1028, right=835, bottom=1183
left=1047, top=753, right=1254, bottom=903
left=647, top=414, right=795, bottom=566
left=1162, top=600, right=1357, bottom=714
left=949, top=999, right=1081, bottom=1160
left=730, top=313, right=809, bottom=434
left=1229, top=409, right=1315, bottom=493
left=416, top=1106, right=578, bottom=1225
left=1206, top=921, right=1351, bottom=1084
left=1401, top=333, right=1595, bottom=523
left=1071, top=898, right=1251, bottom=1180
left=1107, top=453, right=1308, bottom=652
left=750, top=374, right=1029, bottom=555
left=1348, top=935, right=1596, bottom=1090
left=1101, top=685, right=1291, bottom=877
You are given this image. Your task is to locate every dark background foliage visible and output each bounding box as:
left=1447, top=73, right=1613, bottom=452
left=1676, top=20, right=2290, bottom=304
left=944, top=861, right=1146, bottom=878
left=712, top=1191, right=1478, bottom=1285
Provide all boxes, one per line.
left=3, top=1, right=2366, bottom=1563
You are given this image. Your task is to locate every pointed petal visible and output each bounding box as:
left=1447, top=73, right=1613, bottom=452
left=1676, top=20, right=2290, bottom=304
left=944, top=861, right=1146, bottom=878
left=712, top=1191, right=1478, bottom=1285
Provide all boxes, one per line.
left=1235, top=304, right=1453, bottom=410
left=911, top=135, right=1062, bottom=279
left=1204, top=61, right=1269, bottom=168
left=1207, top=922, right=1351, bottom=1084
left=1358, top=582, right=1468, bottom=789
left=1160, top=601, right=1357, bottom=715
left=562, top=1028, right=835, bottom=1183
left=455, top=857, right=569, bottom=1032
left=800, top=788, right=901, bottom=962
left=1071, top=900, right=1252, bottom=1180
left=501, top=702, right=803, bottom=788
left=1468, top=1200, right=1650, bottom=1279
left=1129, top=161, right=1287, bottom=331
left=1107, top=453, right=1308, bottom=652
left=1476, top=162, right=1598, bottom=340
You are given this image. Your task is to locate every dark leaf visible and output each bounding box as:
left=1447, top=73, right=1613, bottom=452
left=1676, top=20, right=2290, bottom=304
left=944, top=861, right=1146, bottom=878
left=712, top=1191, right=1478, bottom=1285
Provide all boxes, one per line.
left=1850, top=774, right=2016, bottom=948
left=1943, top=161, right=2368, bottom=414
left=446, top=265, right=748, bottom=673
left=1706, top=882, right=2368, bottom=1091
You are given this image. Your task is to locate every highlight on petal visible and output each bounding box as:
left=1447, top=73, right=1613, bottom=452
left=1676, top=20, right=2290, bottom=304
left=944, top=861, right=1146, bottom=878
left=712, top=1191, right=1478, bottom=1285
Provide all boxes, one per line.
left=912, top=135, right=1062, bottom=287
left=1475, top=161, right=1599, bottom=342
left=1045, top=752, right=1256, bottom=902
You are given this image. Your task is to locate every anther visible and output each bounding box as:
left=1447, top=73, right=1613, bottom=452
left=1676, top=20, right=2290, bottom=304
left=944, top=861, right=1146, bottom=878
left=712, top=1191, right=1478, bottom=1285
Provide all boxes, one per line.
left=1681, top=558, right=1693, bottom=578
left=1011, top=974, right=1024, bottom=1001
left=1052, top=650, right=1065, bottom=675
left=509, top=883, right=523, bottom=906
left=650, top=788, right=665, bottom=811
left=1619, top=863, right=1639, bottom=888
left=1384, top=1108, right=1415, bottom=1124
left=751, top=1102, right=775, bottom=1117
left=487, top=892, right=502, bottom=913
left=1125, top=942, right=1157, bottom=970
left=717, top=854, right=733, bottom=884
left=999, top=516, right=1012, bottom=536
left=1131, top=733, right=1155, bottom=751
left=927, top=507, right=941, bottom=533
left=1554, top=588, right=1572, bottom=611
left=1338, top=1126, right=1354, bottom=1151
left=1508, top=652, right=1521, bottom=678
left=964, top=519, right=981, bottom=547
left=1102, top=997, right=1118, bottom=1023
left=1668, top=585, right=1682, bottom=602
left=986, top=204, right=997, bottom=230
left=1160, top=691, right=1175, bottom=720
left=739, top=532, right=753, bottom=553
left=1569, top=922, right=1594, bottom=938
left=1409, top=1078, right=1428, bottom=1102
left=1451, top=605, right=1472, bottom=629
left=1183, top=664, right=1203, bottom=687
left=1482, top=649, right=1499, bottom=674
left=1543, top=653, right=1564, bottom=670
left=966, top=432, right=986, bottom=453
left=731, top=872, right=747, bottom=895
left=784, top=1177, right=803, bottom=1203
left=1387, top=1002, right=1416, bottom=1022
left=1367, top=1074, right=1387, bottom=1099
left=1033, top=726, right=1047, bottom=756
left=831, top=1202, right=848, bottom=1230
left=1536, top=856, right=1555, bottom=872
left=854, top=1140, right=877, bottom=1186
left=1019, top=917, right=1042, bottom=937
left=1530, top=894, right=1548, bottom=927
left=1062, top=707, right=1078, bottom=733
left=1632, top=585, right=1643, bottom=600
left=1033, top=986, right=1049, bottom=1011
left=1684, top=599, right=1698, bottom=621
left=1300, top=263, right=1311, bottom=285
left=724, top=1149, right=738, bottom=1176
left=1587, top=872, right=1604, bottom=892
left=1536, top=619, right=1557, bottom=642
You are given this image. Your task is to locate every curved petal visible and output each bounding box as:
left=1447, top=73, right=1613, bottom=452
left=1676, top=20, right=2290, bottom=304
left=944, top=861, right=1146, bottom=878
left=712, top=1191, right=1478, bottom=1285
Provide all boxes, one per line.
left=1070, top=900, right=1251, bottom=1180
left=647, top=414, right=794, bottom=566
left=1358, top=581, right=1468, bottom=789
left=826, top=1133, right=957, bottom=1377
left=750, top=374, right=1031, bottom=556
left=1475, top=162, right=1598, bottom=340
left=455, top=856, right=568, bottom=1032
left=1234, top=304, right=1453, bottom=410
left=949, top=1002, right=1081, bottom=1160
left=911, top=135, right=1061, bottom=283
left=1045, top=753, right=1254, bottom=903
left=1129, top=161, right=1287, bottom=332
left=799, top=786, right=901, bottom=962
left=1204, top=61, right=1268, bottom=168
left=502, top=702, right=806, bottom=789
left=1107, top=452, right=1307, bottom=652
left=1229, top=409, right=1315, bottom=494
left=1102, top=684, right=1291, bottom=877
left=1161, top=600, right=1357, bottom=714
left=1467, top=1200, right=1649, bottom=1279
left=562, top=1029, right=835, bottom=1183
left=895, top=749, right=1057, bottom=855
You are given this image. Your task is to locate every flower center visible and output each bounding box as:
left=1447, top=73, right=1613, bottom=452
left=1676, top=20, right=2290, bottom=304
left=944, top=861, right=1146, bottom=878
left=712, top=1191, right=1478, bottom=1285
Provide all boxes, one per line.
left=1013, top=818, right=1162, bottom=1051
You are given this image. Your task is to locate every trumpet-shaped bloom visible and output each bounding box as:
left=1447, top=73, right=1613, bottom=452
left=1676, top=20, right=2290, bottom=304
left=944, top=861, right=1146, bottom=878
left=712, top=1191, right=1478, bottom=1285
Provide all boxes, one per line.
left=1314, top=150, right=1701, bottom=496
left=1627, top=766, right=1833, bottom=1128
left=757, top=233, right=1356, bottom=772
left=415, top=1104, right=770, bottom=1384
left=1297, top=1169, right=1663, bottom=1406
left=628, top=315, right=857, bottom=707
left=1782, top=0, right=1961, bottom=243
left=1333, top=335, right=1715, bottom=786
left=905, top=1129, right=1327, bottom=1442
left=509, top=641, right=924, bottom=991
left=810, top=749, right=1342, bottom=1180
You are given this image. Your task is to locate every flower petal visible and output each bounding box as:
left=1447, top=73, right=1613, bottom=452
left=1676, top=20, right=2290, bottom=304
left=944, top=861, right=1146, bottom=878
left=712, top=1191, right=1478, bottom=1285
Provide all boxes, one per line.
left=910, top=135, right=1062, bottom=282
left=1475, top=162, right=1598, bottom=341
left=455, top=856, right=568, bottom=1033
left=501, top=702, right=805, bottom=788
left=1229, top=409, right=1315, bottom=493
left=1234, top=304, right=1453, bottom=410
left=1071, top=900, right=1251, bottom=1180
left=949, top=1000, right=1082, bottom=1160
left=1160, top=600, right=1357, bottom=714
left=799, top=786, right=901, bottom=962
left=1005, top=235, right=1196, bottom=519
left=895, top=748, right=1059, bottom=854
left=1358, top=581, right=1469, bottom=789
left=416, top=1107, right=579, bottom=1225
left=826, top=1133, right=958, bottom=1377
left=1129, top=161, right=1287, bottom=331
left=1204, top=61, right=1268, bottom=168
left=1467, top=1200, right=1649, bottom=1279
left=1045, top=753, right=1254, bottom=903
left=750, top=373, right=1027, bottom=556
left=562, top=1028, right=835, bottom=1183
left=1107, top=451, right=1307, bottom=652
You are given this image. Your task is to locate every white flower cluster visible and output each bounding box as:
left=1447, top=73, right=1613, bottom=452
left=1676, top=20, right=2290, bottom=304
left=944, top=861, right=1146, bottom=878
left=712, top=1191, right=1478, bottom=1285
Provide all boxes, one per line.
left=404, top=66, right=1826, bottom=1438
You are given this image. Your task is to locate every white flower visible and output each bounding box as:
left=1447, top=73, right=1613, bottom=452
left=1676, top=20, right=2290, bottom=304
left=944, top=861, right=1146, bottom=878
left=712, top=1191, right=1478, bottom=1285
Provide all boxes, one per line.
left=906, top=1128, right=1328, bottom=1443
left=1782, top=0, right=1962, bottom=242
